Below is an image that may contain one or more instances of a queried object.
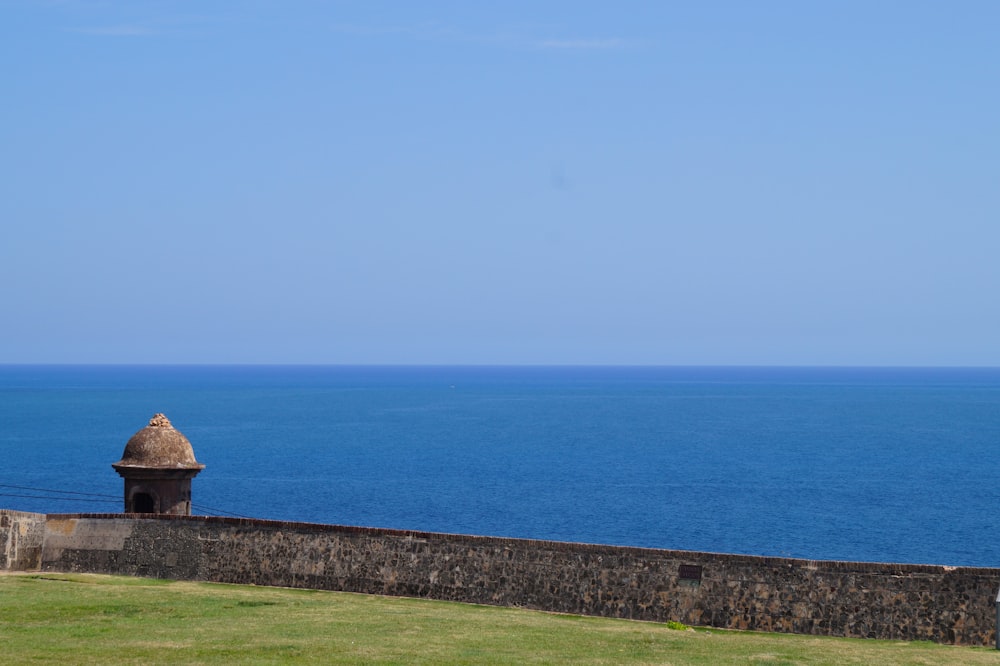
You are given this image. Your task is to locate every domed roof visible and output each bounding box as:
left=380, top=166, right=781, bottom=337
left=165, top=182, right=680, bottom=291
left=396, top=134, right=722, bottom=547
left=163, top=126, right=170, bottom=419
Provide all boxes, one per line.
left=113, top=414, right=205, bottom=469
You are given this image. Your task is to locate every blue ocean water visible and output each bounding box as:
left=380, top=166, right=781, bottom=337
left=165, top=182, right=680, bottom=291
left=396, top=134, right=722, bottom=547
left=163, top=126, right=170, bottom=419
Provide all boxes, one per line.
left=1, top=365, right=999, bottom=567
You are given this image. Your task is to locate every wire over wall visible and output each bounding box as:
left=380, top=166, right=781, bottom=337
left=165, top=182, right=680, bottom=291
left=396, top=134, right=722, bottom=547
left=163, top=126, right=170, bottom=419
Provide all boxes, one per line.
left=0, top=483, right=249, bottom=518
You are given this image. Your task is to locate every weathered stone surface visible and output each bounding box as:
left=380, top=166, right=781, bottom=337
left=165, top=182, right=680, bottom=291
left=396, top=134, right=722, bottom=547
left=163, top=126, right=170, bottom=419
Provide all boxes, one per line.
left=3, top=511, right=998, bottom=646
left=113, top=414, right=203, bottom=469
left=111, top=414, right=204, bottom=515
left=0, top=510, right=45, bottom=571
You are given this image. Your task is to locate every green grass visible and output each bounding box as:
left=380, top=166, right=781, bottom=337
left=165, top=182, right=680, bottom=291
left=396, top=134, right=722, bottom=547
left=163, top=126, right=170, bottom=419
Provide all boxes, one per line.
left=2, top=573, right=999, bottom=664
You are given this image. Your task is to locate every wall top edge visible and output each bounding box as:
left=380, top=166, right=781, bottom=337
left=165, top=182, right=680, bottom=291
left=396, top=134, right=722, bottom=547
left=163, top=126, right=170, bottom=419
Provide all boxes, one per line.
left=0, top=509, right=46, bottom=519
left=31, top=511, right=1000, bottom=575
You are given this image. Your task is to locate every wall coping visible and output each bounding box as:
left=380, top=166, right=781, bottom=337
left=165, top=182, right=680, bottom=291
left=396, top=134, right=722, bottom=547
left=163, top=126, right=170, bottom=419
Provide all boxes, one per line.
left=39, top=511, right=1000, bottom=576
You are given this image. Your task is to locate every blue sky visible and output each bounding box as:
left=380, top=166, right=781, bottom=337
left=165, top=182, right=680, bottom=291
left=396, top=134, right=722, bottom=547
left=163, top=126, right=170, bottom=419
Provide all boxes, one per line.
left=2, top=1, right=998, bottom=365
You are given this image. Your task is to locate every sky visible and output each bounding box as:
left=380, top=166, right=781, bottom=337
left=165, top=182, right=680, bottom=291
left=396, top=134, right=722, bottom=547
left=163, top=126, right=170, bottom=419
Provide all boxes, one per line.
left=2, top=1, right=998, bottom=366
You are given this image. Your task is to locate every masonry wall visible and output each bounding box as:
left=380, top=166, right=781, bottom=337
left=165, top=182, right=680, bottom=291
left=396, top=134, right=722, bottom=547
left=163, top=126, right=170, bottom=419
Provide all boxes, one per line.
left=2, top=510, right=998, bottom=646
left=0, top=510, right=45, bottom=571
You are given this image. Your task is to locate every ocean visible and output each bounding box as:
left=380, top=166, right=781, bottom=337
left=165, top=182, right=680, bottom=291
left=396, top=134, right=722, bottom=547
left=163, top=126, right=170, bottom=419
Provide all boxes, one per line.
left=1, top=365, right=998, bottom=567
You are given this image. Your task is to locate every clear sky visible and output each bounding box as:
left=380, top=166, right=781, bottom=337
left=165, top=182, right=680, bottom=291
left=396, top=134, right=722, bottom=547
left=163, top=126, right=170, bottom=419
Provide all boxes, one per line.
left=2, top=1, right=998, bottom=365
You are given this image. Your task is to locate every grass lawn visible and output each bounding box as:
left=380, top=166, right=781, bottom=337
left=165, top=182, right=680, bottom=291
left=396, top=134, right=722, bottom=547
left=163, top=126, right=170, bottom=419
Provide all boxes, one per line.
left=2, top=572, right=999, bottom=664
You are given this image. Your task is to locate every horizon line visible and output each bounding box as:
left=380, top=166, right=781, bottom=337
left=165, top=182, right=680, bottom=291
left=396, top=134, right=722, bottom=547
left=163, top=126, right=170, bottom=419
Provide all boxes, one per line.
left=2, top=362, right=999, bottom=370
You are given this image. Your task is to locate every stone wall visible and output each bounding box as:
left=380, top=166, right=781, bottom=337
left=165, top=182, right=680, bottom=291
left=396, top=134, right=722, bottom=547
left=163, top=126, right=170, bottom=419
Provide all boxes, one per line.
left=3, top=511, right=998, bottom=645
left=0, top=510, right=45, bottom=571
